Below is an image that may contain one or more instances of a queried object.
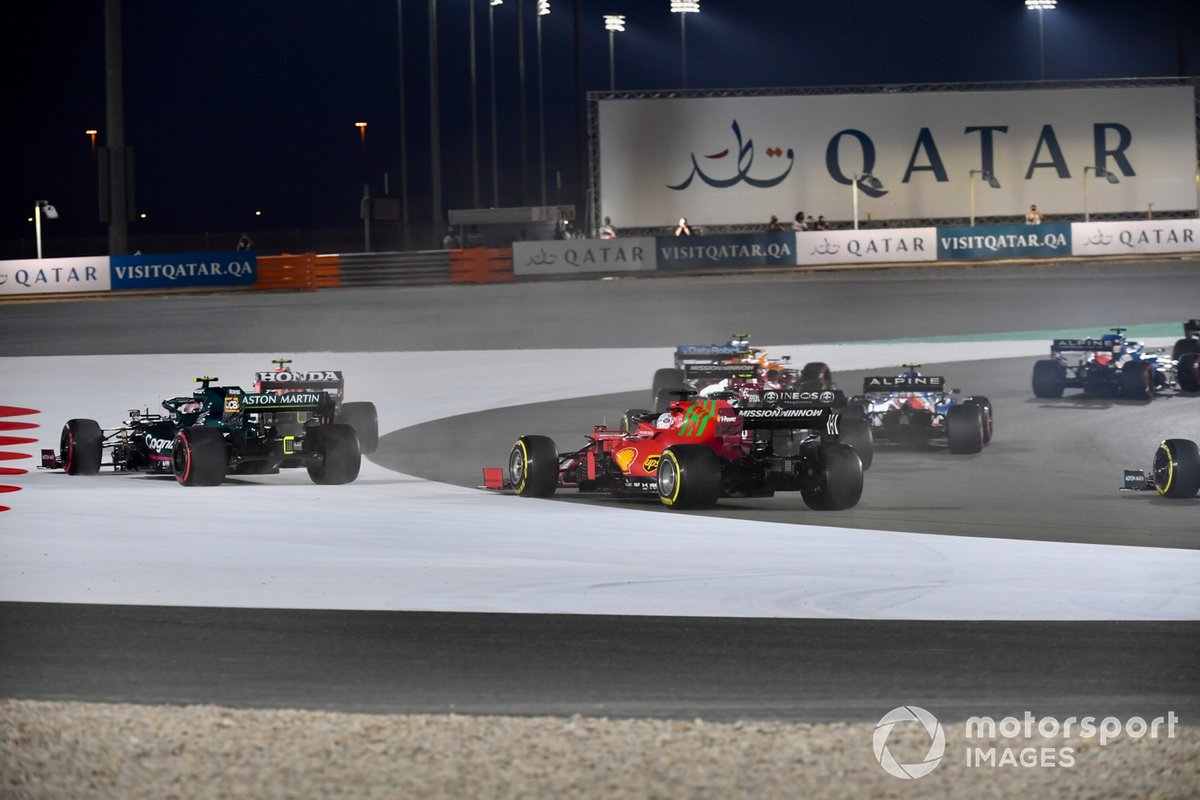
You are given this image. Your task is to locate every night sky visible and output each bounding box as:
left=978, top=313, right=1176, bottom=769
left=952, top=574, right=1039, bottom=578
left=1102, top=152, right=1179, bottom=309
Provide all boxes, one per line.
left=3, top=0, right=1195, bottom=246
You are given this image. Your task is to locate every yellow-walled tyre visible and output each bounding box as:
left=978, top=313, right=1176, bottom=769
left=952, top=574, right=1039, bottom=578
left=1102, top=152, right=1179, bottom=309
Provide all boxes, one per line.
left=1152, top=439, right=1200, bottom=499
left=657, top=445, right=720, bottom=510
left=509, top=435, right=558, bottom=497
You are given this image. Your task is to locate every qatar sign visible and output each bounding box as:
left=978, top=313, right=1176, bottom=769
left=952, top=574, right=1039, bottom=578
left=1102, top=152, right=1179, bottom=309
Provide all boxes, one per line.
left=596, top=85, right=1197, bottom=228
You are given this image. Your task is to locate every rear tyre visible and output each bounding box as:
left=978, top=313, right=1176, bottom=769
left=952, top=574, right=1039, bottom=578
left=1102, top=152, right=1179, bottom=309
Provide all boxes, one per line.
left=172, top=426, right=226, bottom=486
left=965, top=396, right=994, bottom=445
left=1031, top=359, right=1065, bottom=398
left=336, top=401, right=379, bottom=454
left=1120, top=360, right=1153, bottom=400
left=800, top=444, right=863, bottom=511
left=799, top=361, right=833, bottom=390
left=657, top=445, right=721, bottom=509
left=1171, top=337, right=1200, bottom=362
left=946, top=404, right=984, bottom=455
left=1152, top=438, right=1200, bottom=499
left=307, top=424, right=361, bottom=485
left=834, top=415, right=874, bottom=471
left=651, top=368, right=684, bottom=412
left=61, top=418, right=102, bottom=476
left=509, top=435, right=558, bottom=498
left=1178, top=353, right=1200, bottom=393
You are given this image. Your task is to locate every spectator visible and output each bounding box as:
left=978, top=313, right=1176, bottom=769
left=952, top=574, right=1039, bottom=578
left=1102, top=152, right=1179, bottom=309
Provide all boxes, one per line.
left=236, top=233, right=254, bottom=251
left=767, top=214, right=785, bottom=233
left=675, top=216, right=692, bottom=237
left=815, top=215, right=830, bottom=231
left=465, top=225, right=483, bottom=247
left=442, top=228, right=462, bottom=249
left=598, top=216, right=617, bottom=239
left=1025, top=204, right=1043, bottom=225
left=792, top=211, right=808, bottom=232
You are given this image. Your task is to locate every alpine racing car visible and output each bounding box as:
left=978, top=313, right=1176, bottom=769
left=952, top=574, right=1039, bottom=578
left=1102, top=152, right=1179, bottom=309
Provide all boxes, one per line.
left=254, top=358, right=379, bottom=453
left=490, top=388, right=864, bottom=511
left=650, top=333, right=835, bottom=413
left=845, top=367, right=993, bottom=454
left=1122, top=438, right=1200, bottom=499
left=1031, top=326, right=1200, bottom=400
left=43, top=376, right=361, bottom=486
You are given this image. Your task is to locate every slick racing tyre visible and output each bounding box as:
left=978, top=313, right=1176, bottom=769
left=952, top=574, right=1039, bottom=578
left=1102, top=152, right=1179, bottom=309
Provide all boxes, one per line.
left=964, top=396, right=994, bottom=445
left=336, top=401, right=379, bottom=454
left=657, top=445, right=721, bottom=509
left=651, top=368, right=684, bottom=413
left=1171, top=337, right=1200, bottom=362
left=1152, top=438, right=1200, bottom=499
left=1031, top=359, right=1065, bottom=398
left=1178, top=353, right=1200, bottom=393
left=800, top=443, right=863, bottom=511
left=61, top=418, right=102, bottom=476
left=1120, top=360, right=1153, bottom=401
left=833, top=415, right=874, bottom=471
left=172, top=426, right=226, bottom=486
left=946, top=404, right=984, bottom=455
left=307, top=423, right=362, bottom=485
left=799, top=361, right=833, bottom=390
left=509, top=435, right=558, bottom=498
left=621, top=408, right=655, bottom=433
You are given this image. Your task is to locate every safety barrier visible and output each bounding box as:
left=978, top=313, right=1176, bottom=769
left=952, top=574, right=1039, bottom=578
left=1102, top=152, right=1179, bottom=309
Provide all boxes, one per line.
left=336, top=251, right=451, bottom=287
left=449, top=247, right=514, bottom=283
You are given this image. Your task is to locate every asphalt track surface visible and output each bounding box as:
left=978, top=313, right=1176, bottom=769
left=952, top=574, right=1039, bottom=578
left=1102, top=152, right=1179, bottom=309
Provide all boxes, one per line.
left=2, top=259, right=1199, bottom=720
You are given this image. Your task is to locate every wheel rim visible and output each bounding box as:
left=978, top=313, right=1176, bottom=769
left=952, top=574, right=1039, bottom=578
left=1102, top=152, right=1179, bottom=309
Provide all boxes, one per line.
left=61, top=427, right=74, bottom=471
left=657, top=453, right=677, bottom=499
left=508, top=444, right=527, bottom=490
left=1152, top=444, right=1173, bottom=494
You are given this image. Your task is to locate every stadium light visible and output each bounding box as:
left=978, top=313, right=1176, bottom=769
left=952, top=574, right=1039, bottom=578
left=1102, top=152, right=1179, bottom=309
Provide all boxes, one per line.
left=604, top=15, right=625, bottom=91
left=968, top=169, right=1002, bottom=227
left=489, top=0, right=503, bottom=208
left=34, top=200, right=59, bottom=259
left=851, top=174, right=883, bottom=230
left=1083, top=166, right=1120, bottom=223
left=536, top=1, right=550, bottom=205
left=670, top=1, right=700, bottom=88
left=1025, top=0, right=1057, bottom=80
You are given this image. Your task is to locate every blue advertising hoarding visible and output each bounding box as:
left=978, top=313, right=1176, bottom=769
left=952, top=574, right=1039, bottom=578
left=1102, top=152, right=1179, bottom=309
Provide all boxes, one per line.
left=936, top=224, right=1072, bottom=261
left=110, top=251, right=257, bottom=290
left=655, top=233, right=797, bottom=270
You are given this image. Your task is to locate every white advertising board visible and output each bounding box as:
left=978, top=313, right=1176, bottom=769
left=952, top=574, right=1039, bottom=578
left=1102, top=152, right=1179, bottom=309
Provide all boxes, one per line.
left=0, top=256, right=111, bottom=296
left=795, top=228, right=938, bottom=266
left=1071, top=219, right=1200, bottom=256
left=513, top=238, right=657, bottom=275
left=597, top=86, right=1197, bottom=228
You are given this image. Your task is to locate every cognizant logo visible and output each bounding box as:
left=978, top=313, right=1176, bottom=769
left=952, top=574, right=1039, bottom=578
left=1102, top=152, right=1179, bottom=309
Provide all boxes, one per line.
left=873, top=706, right=946, bottom=779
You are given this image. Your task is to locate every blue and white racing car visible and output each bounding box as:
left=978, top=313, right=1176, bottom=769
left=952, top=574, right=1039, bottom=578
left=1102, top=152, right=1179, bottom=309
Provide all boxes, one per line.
left=1032, top=325, right=1200, bottom=400
left=846, top=366, right=993, bottom=455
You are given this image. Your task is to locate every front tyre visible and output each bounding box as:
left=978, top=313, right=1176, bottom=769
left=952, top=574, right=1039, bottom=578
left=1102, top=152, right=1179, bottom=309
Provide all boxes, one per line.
left=336, top=401, right=379, bottom=454
left=1121, top=360, right=1153, bottom=400
left=172, top=426, right=226, bottom=486
left=1152, top=439, right=1200, bottom=499
left=946, top=404, right=984, bottom=455
left=657, top=445, right=721, bottom=509
left=1177, top=353, right=1200, bottom=393
left=61, top=419, right=102, bottom=475
left=307, top=423, right=362, bottom=485
left=800, top=443, right=863, bottom=511
left=509, top=435, right=558, bottom=497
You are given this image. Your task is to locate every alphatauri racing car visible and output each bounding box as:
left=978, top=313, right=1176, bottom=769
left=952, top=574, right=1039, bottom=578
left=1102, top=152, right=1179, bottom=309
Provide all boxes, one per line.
left=845, top=367, right=993, bottom=454
left=42, top=376, right=361, bottom=486
left=489, top=388, right=865, bottom=510
left=650, top=334, right=835, bottom=412
left=254, top=358, right=379, bottom=453
left=1032, top=326, right=1200, bottom=400
left=1122, top=438, right=1200, bottom=499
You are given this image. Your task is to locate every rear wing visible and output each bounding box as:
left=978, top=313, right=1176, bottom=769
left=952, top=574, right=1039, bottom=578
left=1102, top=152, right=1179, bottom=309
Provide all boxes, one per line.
left=681, top=363, right=756, bottom=381
left=863, top=375, right=946, bottom=393
left=236, top=391, right=336, bottom=414
left=254, top=370, right=345, bottom=393
left=1050, top=339, right=1117, bottom=353
left=737, top=388, right=846, bottom=431
left=673, top=344, right=747, bottom=368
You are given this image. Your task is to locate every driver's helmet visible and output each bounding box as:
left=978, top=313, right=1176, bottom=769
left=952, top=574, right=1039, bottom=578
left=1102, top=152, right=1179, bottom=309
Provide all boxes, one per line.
left=181, top=400, right=203, bottom=414
left=655, top=412, right=675, bottom=429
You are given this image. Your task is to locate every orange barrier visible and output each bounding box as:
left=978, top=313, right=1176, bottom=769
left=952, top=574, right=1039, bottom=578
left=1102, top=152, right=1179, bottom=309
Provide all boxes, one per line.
left=255, top=252, right=339, bottom=291
left=450, top=247, right=513, bottom=284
